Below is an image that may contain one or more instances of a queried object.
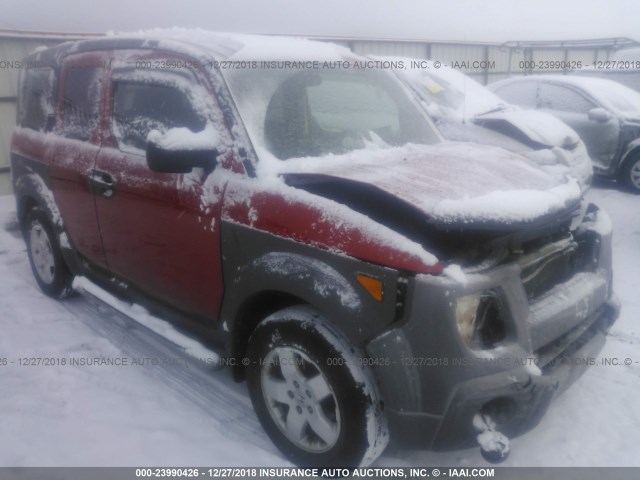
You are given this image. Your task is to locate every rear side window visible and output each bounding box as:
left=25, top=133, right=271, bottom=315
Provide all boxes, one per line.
left=61, top=66, right=103, bottom=140
left=19, top=67, right=56, bottom=131
left=112, top=82, right=205, bottom=153
left=492, top=81, right=538, bottom=108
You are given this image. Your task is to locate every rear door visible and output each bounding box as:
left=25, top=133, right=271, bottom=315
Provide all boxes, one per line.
left=93, top=52, right=230, bottom=320
left=48, top=52, right=109, bottom=268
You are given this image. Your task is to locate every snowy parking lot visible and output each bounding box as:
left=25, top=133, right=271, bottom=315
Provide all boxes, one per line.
left=0, top=181, right=639, bottom=468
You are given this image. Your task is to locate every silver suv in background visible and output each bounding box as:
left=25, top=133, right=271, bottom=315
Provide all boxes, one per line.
left=490, top=75, right=640, bottom=193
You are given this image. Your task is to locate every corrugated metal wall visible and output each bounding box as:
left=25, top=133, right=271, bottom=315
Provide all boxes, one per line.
left=0, top=33, right=635, bottom=195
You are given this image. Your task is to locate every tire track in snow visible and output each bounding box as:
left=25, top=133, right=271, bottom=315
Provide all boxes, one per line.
left=57, top=292, right=271, bottom=450
left=3, top=236, right=273, bottom=454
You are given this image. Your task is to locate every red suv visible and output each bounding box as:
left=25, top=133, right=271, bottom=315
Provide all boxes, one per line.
left=11, top=31, right=619, bottom=467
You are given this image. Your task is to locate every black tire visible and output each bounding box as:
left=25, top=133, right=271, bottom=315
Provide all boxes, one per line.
left=25, top=207, right=74, bottom=299
left=245, top=306, right=388, bottom=468
left=620, top=154, right=640, bottom=193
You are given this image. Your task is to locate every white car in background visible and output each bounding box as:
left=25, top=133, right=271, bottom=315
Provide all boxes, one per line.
left=389, top=59, right=593, bottom=192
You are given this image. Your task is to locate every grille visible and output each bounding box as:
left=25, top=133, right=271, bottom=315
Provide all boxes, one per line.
left=519, top=239, right=576, bottom=300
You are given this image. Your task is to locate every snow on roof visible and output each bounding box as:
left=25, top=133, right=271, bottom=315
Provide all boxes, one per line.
left=108, top=28, right=356, bottom=62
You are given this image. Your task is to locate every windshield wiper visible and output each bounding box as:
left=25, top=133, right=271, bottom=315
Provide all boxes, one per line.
left=474, top=104, right=510, bottom=117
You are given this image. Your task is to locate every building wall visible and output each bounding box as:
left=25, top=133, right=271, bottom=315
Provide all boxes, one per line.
left=0, top=32, right=635, bottom=195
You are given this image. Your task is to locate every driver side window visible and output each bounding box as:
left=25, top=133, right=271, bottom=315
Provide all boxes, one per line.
left=112, top=81, right=205, bottom=153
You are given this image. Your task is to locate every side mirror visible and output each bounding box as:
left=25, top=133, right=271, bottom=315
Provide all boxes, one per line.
left=146, top=143, right=217, bottom=174
left=146, top=127, right=218, bottom=174
left=588, top=107, right=612, bottom=123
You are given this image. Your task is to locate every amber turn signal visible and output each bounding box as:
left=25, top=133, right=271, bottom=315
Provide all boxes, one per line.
left=356, top=274, right=384, bottom=302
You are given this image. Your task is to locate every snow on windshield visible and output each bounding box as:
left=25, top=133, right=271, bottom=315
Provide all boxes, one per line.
left=221, top=66, right=440, bottom=169
left=398, top=60, right=508, bottom=120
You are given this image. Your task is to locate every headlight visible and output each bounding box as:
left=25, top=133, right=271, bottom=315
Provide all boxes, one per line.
left=455, top=290, right=507, bottom=349
left=455, top=294, right=481, bottom=345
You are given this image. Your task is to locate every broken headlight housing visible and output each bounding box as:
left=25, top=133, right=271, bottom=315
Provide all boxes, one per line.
left=455, top=290, right=507, bottom=349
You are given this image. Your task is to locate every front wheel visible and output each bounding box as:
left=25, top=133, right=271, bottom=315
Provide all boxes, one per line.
left=25, top=207, right=73, bottom=298
left=245, top=306, right=388, bottom=467
left=621, top=154, right=640, bottom=193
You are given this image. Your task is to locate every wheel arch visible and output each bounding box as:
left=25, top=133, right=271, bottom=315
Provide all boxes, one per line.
left=16, top=193, right=39, bottom=230
left=228, top=289, right=308, bottom=381
left=618, top=139, right=640, bottom=173
left=618, top=141, right=640, bottom=191
left=220, top=223, right=404, bottom=380
left=14, top=173, right=62, bottom=232
left=14, top=172, right=82, bottom=273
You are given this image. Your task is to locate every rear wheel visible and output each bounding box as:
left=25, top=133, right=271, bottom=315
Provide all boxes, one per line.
left=26, top=207, right=73, bottom=298
left=245, top=306, right=388, bottom=467
left=621, top=154, right=640, bottom=193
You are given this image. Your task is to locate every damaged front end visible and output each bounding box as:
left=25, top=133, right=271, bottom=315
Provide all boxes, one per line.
left=277, top=143, right=616, bottom=456
left=363, top=200, right=619, bottom=453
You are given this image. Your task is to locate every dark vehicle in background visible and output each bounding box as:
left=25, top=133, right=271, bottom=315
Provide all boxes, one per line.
left=389, top=59, right=593, bottom=192
left=490, top=75, right=640, bottom=192
left=11, top=31, right=619, bottom=467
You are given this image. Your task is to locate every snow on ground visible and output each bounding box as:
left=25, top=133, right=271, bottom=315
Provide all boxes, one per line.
left=1, top=180, right=639, bottom=467
left=0, top=195, right=282, bottom=467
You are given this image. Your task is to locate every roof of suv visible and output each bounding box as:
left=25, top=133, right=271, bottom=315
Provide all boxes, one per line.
left=492, top=73, right=631, bottom=90
left=26, top=29, right=360, bottom=67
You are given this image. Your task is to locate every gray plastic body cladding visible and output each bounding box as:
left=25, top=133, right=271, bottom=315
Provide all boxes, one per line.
left=219, top=220, right=401, bottom=354
left=367, top=264, right=532, bottom=421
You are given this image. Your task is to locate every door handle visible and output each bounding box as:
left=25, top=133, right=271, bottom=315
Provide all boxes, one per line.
left=88, top=170, right=115, bottom=199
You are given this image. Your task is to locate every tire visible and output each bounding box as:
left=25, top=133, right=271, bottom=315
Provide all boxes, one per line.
left=621, top=154, right=640, bottom=193
left=245, top=306, right=388, bottom=468
left=25, top=207, right=74, bottom=299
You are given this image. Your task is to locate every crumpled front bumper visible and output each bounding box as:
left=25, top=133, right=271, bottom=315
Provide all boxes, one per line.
left=365, top=204, right=619, bottom=450
left=429, top=295, right=619, bottom=450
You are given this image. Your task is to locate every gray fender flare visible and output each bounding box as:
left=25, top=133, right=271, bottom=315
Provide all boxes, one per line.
left=222, top=251, right=368, bottom=362
left=619, top=138, right=640, bottom=171
left=14, top=172, right=80, bottom=272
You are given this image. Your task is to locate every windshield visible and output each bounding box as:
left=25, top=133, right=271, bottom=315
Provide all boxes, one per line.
left=400, top=65, right=508, bottom=121
left=222, top=67, right=440, bottom=161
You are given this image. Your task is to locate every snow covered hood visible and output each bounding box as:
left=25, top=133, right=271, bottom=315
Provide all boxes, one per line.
left=278, top=143, right=582, bottom=225
left=476, top=109, right=580, bottom=149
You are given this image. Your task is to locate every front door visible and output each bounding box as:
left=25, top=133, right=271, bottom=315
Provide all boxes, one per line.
left=94, top=58, right=230, bottom=320
left=537, top=82, right=620, bottom=169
